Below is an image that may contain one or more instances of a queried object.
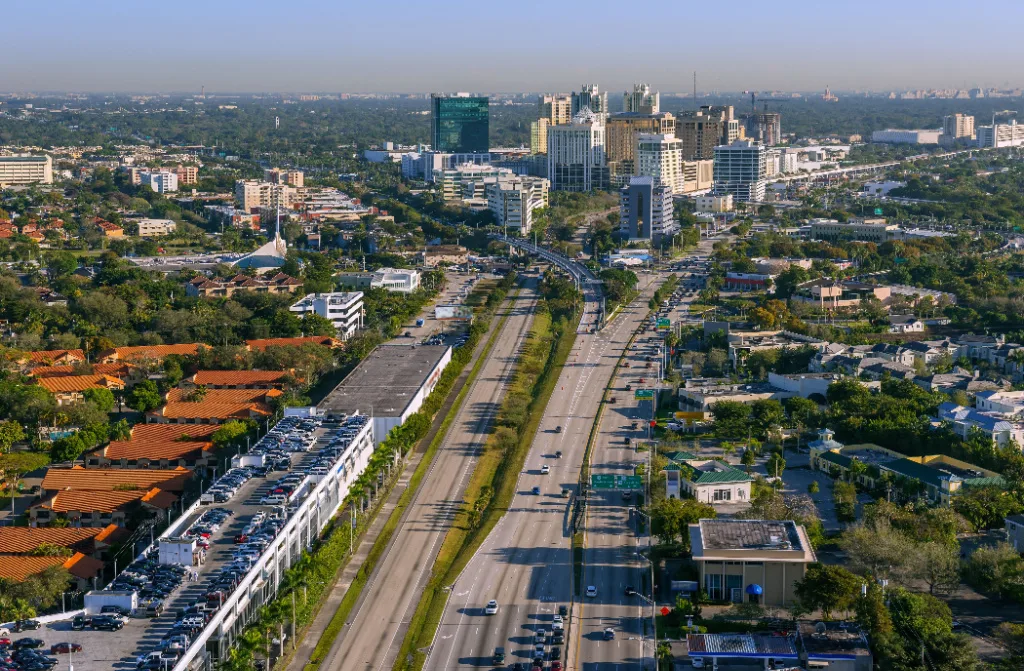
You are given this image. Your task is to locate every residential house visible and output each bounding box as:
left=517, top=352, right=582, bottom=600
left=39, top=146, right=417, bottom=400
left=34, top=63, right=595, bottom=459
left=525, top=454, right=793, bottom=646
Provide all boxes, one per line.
left=689, top=518, right=816, bottom=606
left=30, top=488, right=177, bottom=528
left=147, top=387, right=282, bottom=424
left=19, top=349, right=86, bottom=369
left=97, top=343, right=201, bottom=365
left=185, top=272, right=303, bottom=298
left=938, top=402, right=1024, bottom=447
left=0, top=524, right=128, bottom=561
left=0, top=553, right=105, bottom=592
left=245, top=336, right=342, bottom=351
left=36, top=374, right=125, bottom=406
left=186, top=370, right=290, bottom=389
left=86, top=424, right=220, bottom=469
left=975, top=390, right=1024, bottom=416
left=93, top=218, right=124, bottom=237
left=40, top=465, right=193, bottom=494
left=888, top=315, right=925, bottom=333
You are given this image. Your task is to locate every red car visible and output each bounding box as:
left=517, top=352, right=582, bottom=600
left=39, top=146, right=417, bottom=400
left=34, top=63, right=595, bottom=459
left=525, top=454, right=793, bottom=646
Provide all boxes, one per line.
left=0, top=637, right=11, bottom=647
left=51, top=642, right=83, bottom=654
left=551, top=663, right=563, bottom=671
left=234, top=534, right=249, bottom=544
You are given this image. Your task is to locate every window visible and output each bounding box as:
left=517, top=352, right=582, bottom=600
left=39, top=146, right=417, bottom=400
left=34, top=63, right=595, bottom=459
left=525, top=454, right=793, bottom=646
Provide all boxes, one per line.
left=704, top=574, right=722, bottom=600
left=713, top=489, right=732, bottom=502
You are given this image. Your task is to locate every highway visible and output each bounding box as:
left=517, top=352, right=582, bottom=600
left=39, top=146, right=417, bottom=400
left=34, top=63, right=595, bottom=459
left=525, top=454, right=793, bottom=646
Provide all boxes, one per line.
left=425, top=261, right=663, bottom=671
left=315, top=283, right=539, bottom=671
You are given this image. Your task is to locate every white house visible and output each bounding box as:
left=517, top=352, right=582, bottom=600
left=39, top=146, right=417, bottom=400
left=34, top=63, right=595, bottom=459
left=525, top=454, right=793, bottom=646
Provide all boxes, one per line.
left=888, top=315, right=925, bottom=333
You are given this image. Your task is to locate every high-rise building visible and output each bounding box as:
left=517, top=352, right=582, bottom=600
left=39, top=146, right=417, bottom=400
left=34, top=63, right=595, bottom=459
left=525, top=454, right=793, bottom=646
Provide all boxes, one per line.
left=605, top=112, right=675, bottom=185
left=572, top=85, right=608, bottom=120
left=487, top=176, right=550, bottom=235
left=546, top=108, right=607, bottom=192
left=264, top=168, right=305, bottom=187
left=624, top=83, right=660, bottom=114
left=681, top=159, right=714, bottom=193
left=943, top=114, right=976, bottom=140
left=746, top=113, right=782, bottom=146
left=977, top=121, right=1024, bottom=148
left=677, top=107, right=737, bottom=160
left=530, top=118, right=550, bottom=154
left=636, top=133, right=685, bottom=195
left=430, top=94, right=490, bottom=153
left=235, top=180, right=298, bottom=212
left=539, top=94, right=573, bottom=125
left=619, top=176, right=676, bottom=241
left=140, top=170, right=179, bottom=194
left=713, top=140, right=768, bottom=202
left=0, top=155, right=52, bottom=186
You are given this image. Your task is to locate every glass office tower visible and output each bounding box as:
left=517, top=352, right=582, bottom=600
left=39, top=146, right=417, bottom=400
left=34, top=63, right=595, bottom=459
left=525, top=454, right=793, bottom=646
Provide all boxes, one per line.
left=431, top=95, right=490, bottom=153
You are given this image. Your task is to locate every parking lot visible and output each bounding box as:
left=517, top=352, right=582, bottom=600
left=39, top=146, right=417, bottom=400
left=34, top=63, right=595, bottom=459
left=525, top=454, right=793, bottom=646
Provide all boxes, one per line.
left=392, top=270, right=486, bottom=344
left=7, top=419, right=341, bottom=671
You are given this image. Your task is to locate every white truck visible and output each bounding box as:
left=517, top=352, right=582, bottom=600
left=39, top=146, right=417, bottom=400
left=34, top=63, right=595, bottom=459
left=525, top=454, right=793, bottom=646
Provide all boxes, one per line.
left=232, top=454, right=266, bottom=469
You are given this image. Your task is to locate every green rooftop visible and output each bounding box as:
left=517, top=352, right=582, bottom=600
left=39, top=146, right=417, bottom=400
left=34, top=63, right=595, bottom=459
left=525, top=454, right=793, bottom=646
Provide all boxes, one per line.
left=688, top=462, right=753, bottom=485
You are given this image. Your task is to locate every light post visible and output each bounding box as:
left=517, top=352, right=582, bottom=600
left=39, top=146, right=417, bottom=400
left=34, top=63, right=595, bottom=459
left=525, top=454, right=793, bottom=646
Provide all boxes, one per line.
left=635, top=553, right=657, bottom=671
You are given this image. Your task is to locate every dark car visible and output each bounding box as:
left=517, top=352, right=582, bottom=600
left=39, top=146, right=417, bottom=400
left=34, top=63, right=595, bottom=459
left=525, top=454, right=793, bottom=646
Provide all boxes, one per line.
left=558, top=605, right=568, bottom=617
left=70, top=616, right=90, bottom=631
left=91, top=616, right=124, bottom=631
left=12, top=639, right=44, bottom=650
left=101, top=605, right=131, bottom=617
left=50, top=643, right=83, bottom=654
left=13, top=620, right=40, bottom=632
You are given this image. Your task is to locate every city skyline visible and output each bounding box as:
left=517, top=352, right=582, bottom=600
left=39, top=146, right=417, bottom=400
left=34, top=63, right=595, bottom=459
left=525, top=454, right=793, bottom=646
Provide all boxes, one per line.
left=2, top=0, right=1023, bottom=94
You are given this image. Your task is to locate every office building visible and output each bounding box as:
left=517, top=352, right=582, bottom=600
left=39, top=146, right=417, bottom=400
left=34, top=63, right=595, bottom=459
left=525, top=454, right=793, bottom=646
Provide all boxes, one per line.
left=235, top=180, right=298, bottom=212
left=871, top=129, right=942, bottom=144
left=696, top=194, right=733, bottom=213
left=0, top=155, right=53, bottom=185
left=546, top=108, right=608, bottom=192
left=713, top=140, right=768, bottom=202
left=139, top=170, right=178, bottom=194
left=636, top=133, right=685, bottom=194
left=530, top=118, right=549, bottom=154
left=572, top=85, right=608, bottom=120
left=605, top=112, right=675, bottom=184
left=538, top=94, right=572, bottom=125
left=431, top=94, right=489, bottom=153
left=619, top=176, right=677, bottom=240
left=487, top=176, right=550, bottom=235
left=677, top=112, right=725, bottom=161
left=682, top=160, right=715, bottom=193
left=264, top=168, right=304, bottom=187
left=746, top=112, right=782, bottom=146
left=808, top=218, right=901, bottom=243
left=623, top=83, right=659, bottom=114
left=977, top=120, right=1024, bottom=148
left=289, top=292, right=365, bottom=340
left=943, top=114, right=975, bottom=141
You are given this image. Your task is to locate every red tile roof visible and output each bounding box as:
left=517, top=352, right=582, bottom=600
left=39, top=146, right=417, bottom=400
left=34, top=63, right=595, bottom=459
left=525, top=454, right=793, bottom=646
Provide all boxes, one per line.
left=29, top=363, right=131, bottom=379
left=37, top=374, right=125, bottom=394
left=246, top=336, right=341, bottom=350
left=41, top=465, right=192, bottom=492
left=0, top=526, right=112, bottom=555
left=100, top=344, right=201, bottom=362
left=0, top=556, right=68, bottom=582
left=192, top=370, right=289, bottom=387
left=37, top=489, right=148, bottom=514
left=23, top=349, right=86, bottom=365
left=103, top=424, right=219, bottom=462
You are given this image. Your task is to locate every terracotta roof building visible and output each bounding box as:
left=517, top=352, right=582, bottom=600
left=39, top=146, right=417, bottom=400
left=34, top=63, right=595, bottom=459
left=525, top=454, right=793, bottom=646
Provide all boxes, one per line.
left=94, top=218, right=124, bottom=238
left=246, top=336, right=341, bottom=350
left=148, top=388, right=282, bottom=424
left=41, top=465, right=192, bottom=493
left=0, top=524, right=127, bottom=557
left=29, top=362, right=132, bottom=379
left=97, top=343, right=201, bottom=364
left=185, top=272, right=303, bottom=298
left=189, top=370, right=290, bottom=389
left=0, top=552, right=105, bottom=590
left=21, top=349, right=86, bottom=366
left=87, top=424, right=220, bottom=468
left=30, top=488, right=175, bottom=528
left=36, top=374, right=125, bottom=405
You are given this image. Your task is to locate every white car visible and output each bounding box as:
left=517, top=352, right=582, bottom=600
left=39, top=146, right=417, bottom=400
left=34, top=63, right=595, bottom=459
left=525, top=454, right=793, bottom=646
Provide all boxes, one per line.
left=485, top=600, right=499, bottom=615
left=541, top=465, right=550, bottom=474
left=585, top=585, right=597, bottom=598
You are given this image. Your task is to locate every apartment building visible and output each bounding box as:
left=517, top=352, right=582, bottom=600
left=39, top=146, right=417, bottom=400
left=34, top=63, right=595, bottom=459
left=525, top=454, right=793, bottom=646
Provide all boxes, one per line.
left=538, top=94, right=573, bottom=125
left=547, top=108, right=608, bottom=192
left=186, top=272, right=303, bottom=298
left=619, top=176, right=677, bottom=241
left=713, top=140, right=768, bottom=202
left=235, top=180, right=299, bottom=212
left=264, top=167, right=305, bottom=187
left=530, top=118, right=549, bottom=154
left=139, top=170, right=178, bottom=193
left=636, top=133, right=685, bottom=195
left=174, top=164, right=199, bottom=184
left=135, top=218, right=177, bottom=237
left=604, top=112, right=675, bottom=184
left=289, top=291, right=365, bottom=340
left=943, top=114, right=975, bottom=140
left=487, top=175, right=550, bottom=235
left=572, top=84, right=608, bottom=120
left=433, top=163, right=513, bottom=201
left=0, top=155, right=53, bottom=185
left=681, top=159, right=714, bottom=193
left=678, top=107, right=733, bottom=160
left=624, top=83, right=660, bottom=114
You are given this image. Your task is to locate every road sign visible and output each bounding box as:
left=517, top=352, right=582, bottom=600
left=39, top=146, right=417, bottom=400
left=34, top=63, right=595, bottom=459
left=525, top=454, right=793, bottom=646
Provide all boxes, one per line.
left=656, top=317, right=671, bottom=330
left=634, top=389, right=654, bottom=400
left=661, top=607, right=670, bottom=617
left=874, top=207, right=883, bottom=216
left=591, top=474, right=643, bottom=490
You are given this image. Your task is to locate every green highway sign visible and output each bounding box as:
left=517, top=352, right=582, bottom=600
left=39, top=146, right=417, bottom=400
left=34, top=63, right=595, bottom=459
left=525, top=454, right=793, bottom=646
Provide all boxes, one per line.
left=634, top=389, right=654, bottom=400
left=874, top=208, right=883, bottom=216
left=591, top=474, right=643, bottom=490
left=657, top=318, right=671, bottom=330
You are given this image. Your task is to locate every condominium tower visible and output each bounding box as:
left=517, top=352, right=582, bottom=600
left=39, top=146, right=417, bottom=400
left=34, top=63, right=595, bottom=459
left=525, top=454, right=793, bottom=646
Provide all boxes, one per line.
left=605, top=112, right=675, bottom=185
left=713, top=140, right=768, bottom=202
left=619, top=176, right=676, bottom=241
left=0, top=155, right=52, bottom=186
left=539, top=94, right=573, bottom=126
left=943, top=114, right=976, bottom=140
left=572, top=85, right=609, bottom=120
left=546, top=108, right=607, bottom=192
left=624, top=83, right=660, bottom=114
left=636, top=134, right=685, bottom=195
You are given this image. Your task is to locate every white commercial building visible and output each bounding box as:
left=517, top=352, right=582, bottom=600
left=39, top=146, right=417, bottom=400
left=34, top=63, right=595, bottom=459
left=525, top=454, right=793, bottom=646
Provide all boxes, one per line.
left=289, top=291, right=365, bottom=340
left=338, top=268, right=422, bottom=294
left=136, top=218, right=177, bottom=237
left=696, top=194, right=733, bottom=213
left=977, top=121, right=1024, bottom=148
left=434, top=163, right=513, bottom=201
left=487, top=175, right=550, bottom=235
left=636, top=133, right=685, bottom=195
left=0, top=155, right=53, bottom=185
left=870, top=129, right=942, bottom=144
left=713, top=140, right=768, bottom=202
left=139, top=170, right=179, bottom=193
left=547, top=108, right=607, bottom=192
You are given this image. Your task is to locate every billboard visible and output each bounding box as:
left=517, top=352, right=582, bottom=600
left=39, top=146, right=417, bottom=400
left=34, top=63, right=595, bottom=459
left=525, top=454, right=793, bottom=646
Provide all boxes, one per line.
left=435, top=304, right=474, bottom=321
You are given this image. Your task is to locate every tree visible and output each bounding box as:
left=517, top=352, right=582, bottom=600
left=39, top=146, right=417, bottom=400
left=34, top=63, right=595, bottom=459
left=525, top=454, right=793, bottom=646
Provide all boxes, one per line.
left=127, top=380, right=163, bottom=413
left=710, top=401, right=752, bottom=438
left=766, top=451, right=786, bottom=479
left=212, top=420, right=251, bottom=448
left=794, top=563, right=860, bottom=620
left=909, top=541, right=961, bottom=595
left=840, top=521, right=911, bottom=580
left=649, top=497, right=716, bottom=546
left=82, top=387, right=116, bottom=413
left=833, top=480, right=858, bottom=523
left=0, top=420, right=26, bottom=454
left=741, top=449, right=756, bottom=472
left=808, top=481, right=820, bottom=494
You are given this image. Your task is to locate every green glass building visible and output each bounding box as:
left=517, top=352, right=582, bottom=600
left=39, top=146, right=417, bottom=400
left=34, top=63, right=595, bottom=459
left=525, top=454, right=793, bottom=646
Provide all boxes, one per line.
left=431, top=95, right=490, bottom=153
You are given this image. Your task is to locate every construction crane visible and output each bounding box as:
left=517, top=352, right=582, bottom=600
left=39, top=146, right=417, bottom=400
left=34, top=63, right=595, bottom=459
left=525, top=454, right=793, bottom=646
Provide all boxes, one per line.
left=749, top=91, right=791, bottom=113
left=992, top=109, right=1017, bottom=127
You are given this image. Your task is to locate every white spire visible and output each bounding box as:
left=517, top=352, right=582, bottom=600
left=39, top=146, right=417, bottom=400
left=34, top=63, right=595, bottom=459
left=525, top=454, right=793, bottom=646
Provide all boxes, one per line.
left=275, top=205, right=281, bottom=241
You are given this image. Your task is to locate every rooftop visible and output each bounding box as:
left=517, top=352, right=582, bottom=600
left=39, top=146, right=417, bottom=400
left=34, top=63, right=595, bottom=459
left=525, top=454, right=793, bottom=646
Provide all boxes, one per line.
left=697, top=518, right=805, bottom=552
left=21, top=348, right=85, bottom=365
left=318, top=344, right=450, bottom=418
left=797, top=621, right=871, bottom=659
left=38, top=489, right=163, bottom=514
left=246, top=336, right=341, bottom=350
left=686, top=633, right=798, bottom=658
left=42, top=465, right=192, bottom=492
left=100, top=343, right=201, bottom=362
left=37, top=374, right=125, bottom=394
left=191, top=370, right=290, bottom=387
left=0, top=553, right=104, bottom=583
left=0, top=525, right=126, bottom=555
left=102, top=423, right=219, bottom=462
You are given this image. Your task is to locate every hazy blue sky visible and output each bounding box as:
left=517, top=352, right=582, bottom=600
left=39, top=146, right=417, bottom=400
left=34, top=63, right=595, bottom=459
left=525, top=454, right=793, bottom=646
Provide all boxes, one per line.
left=3, top=0, right=1022, bottom=93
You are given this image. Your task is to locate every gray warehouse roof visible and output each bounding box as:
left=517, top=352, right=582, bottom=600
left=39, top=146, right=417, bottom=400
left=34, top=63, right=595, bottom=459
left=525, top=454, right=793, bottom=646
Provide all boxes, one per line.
left=318, top=344, right=450, bottom=418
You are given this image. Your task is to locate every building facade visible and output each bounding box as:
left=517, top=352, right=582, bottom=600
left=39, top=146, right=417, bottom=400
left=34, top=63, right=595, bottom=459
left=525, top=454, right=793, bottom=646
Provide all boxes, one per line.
left=0, top=155, right=53, bottom=185
left=431, top=94, right=490, bottom=153
left=538, top=94, right=572, bottom=126
left=235, top=180, right=298, bottom=212
left=619, top=176, right=676, bottom=241
left=487, top=176, right=550, bottom=235
left=289, top=292, right=365, bottom=340
left=530, top=118, right=549, bottom=154
left=713, top=140, right=768, bottom=202
left=546, top=108, right=607, bottom=192
left=136, top=218, right=177, bottom=237
left=139, top=170, right=178, bottom=194
left=623, top=83, right=660, bottom=114
left=572, top=84, right=608, bottom=120
left=746, top=112, right=782, bottom=146
left=263, top=167, right=304, bottom=187
left=977, top=120, right=1024, bottom=148
left=681, top=159, right=714, bottom=193
left=337, top=268, right=421, bottom=293
left=636, top=133, right=685, bottom=194
left=605, top=112, right=675, bottom=185
left=943, top=114, right=975, bottom=140
left=871, top=129, right=943, bottom=144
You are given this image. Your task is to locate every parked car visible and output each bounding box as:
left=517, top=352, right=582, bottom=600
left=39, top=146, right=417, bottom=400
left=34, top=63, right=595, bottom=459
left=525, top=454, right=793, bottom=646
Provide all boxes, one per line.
left=49, top=643, right=83, bottom=654
left=13, top=620, right=40, bottom=632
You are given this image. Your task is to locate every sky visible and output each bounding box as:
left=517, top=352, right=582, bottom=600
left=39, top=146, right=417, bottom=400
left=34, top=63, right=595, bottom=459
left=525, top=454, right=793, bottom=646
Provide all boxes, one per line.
left=2, top=0, right=1023, bottom=94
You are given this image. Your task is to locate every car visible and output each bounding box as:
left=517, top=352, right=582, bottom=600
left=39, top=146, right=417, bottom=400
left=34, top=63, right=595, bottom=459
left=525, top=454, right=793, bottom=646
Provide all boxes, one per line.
left=558, top=605, right=568, bottom=617
left=625, top=384, right=632, bottom=391
left=609, top=397, right=617, bottom=404
left=492, top=647, right=505, bottom=665
left=49, top=643, right=82, bottom=654
left=622, top=491, right=632, bottom=501
left=555, top=425, right=563, bottom=433
left=532, top=486, right=541, bottom=495
left=70, top=616, right=90, bottom=631
left=550, top=648, right=562, bottom=662
left=91, top=617, right=124, bottom=631
left=13, top=639, right=44, bottom=650
left=485, top=600, right=499, bottom=615
left=585, top=585, right=597, bottom=598
left=13, top=620, right=40, bottom=632
left=554, top=451, right=562, bottom=459
left=101, top=605, right=131, bottom=617
left=540, top=465, right=550, bottom=475
left=534, top=629, right=547, bottom=643
left=691, top=658, right=706, bottom=668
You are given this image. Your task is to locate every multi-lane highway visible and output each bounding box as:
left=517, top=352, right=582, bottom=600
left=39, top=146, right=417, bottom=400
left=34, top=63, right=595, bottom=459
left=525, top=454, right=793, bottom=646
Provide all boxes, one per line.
left=426, top=267, right=662, bottom=671
left=312, top=283, right=539, bottom=671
